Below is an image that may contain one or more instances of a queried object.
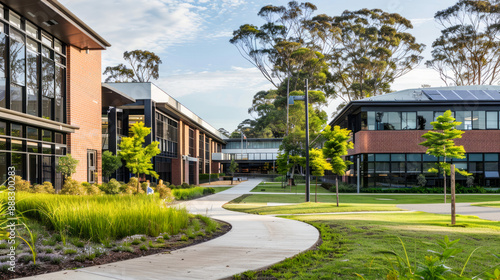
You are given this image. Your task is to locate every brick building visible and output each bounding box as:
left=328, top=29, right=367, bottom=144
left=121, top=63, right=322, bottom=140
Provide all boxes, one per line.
left=0, top=0, right=109, bottom=190
left=102, top=83, right=225, bottom=185
left=330, top=85, right=500, bottom=189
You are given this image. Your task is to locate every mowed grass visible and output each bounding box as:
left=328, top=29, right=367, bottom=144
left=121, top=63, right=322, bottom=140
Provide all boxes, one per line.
left=213, top=186, right=232, bottom=193
left=224, top=202, right=401, bottom=215
left=234, top=211, right=500, bottom=279
left=11, top=192, right=190, bottom=242
left=235, top=193, right=500, bottom=204
left=252, top=182, right=331, bottom=193
left=472, top=202, right=500, bottom=208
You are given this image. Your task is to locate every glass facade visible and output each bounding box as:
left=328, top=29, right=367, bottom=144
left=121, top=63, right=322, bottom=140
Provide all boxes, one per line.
left=225, top=140, right=281, bottom=149
left=155, top=111, right=178, bottom=158
left=352, top=153, right=500, bottom=188
left=361, top=110, right=500, bottom=132
left=0, top=7, right=66, bottom=122
left=0, top=120, right=66, bottom=185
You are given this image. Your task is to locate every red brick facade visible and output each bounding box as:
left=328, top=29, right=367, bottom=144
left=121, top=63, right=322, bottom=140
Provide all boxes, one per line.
left=66, top=46, right=102, bottom=183
left=352, top=130, right=500, bottom=155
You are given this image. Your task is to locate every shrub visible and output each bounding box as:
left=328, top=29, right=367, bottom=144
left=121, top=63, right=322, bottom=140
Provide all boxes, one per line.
left=14, top=176, right=31, bottom=192
left=273, top=176, right=285, bottom=182
left=32, top=182, right=55, bottom=194
left=181, top=182, right=190, bottom=189
left=203, top=187, right=215, bottom=195
left=85, top=184, right=102, bottom=195
left=127, top=177, right=144, bottom=194
left=156, top=180, right=173, bottom=200
left=60, top=178, right=86, bottom=195
left=199, top=173, right=220, bottom=181
left=321, top=182, right=333, bottom=191
left=172, top=187, right=206, bottom=200
left=141, top=182, right=149, bottom=193
left=222, top=176, right=233, bottom=181
left=102, top=179, right=121, bottom=195
left=219, top=173, right=225, bottom=176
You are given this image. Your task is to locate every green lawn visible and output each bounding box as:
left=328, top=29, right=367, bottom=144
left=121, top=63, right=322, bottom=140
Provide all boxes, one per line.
left=251, top=182, right=331, bottom=193
left=224, top=202, right=401, bottom=215
left=213, top=186, right=232, bottom=193
left=472, top=202, right=500, bottom=208
left=233, top=211, right=500, bottom=279
left=234, top=193, right=500, bottom=204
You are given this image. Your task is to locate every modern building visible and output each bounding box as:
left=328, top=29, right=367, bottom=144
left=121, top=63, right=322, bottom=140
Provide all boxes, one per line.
left=213, top=138, right=281, bottom=174
left=102, top=82, right=225, bottom=185
left=0, top=0, right=110, bottom=189
left=330, top=85, right=500, bottom=189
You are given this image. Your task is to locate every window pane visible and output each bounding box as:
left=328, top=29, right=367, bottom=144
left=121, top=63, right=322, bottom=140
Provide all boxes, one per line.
left=485, top=154, right=498, bottom=162
left=417, top=111, right=433, bottom=130
left=54, top=39, right=63, bottom=53
left=434, top=111, right=445, bottom=121
left=26, top=22, right=37, bottom=38
left=375, top=154, right=390, bottom=161
left=42, top=144, right=52, bottom=154
left=11, top=124, right=22, bottom=137
left=10, top=84, right=22, bottom=112
left=0, top=29, right=6, bottom=108
left=41, top=32, right=52, bottom=47
left=12, top=153, right=24, bottom=177
left=0, top=138, right=5, bottom=150
left=402, top=112, right=416, bottom=130
left=391, top=154, right=405, bottom=161
left=455, top=111, right=465, bottom=130
left=469, top=153, right=483, bottom=161
left=55, top=133, right=64, bottom=144
left=423, top=154, right=437, bottom=161
left=463, top=111, right=472, bottom=130
left=9, top=11, right=21, bottom=29
left=27, top=50, right=39, bottom=116
left=54, top=65, right=64, bottom=122
left=360, top=112, right=367, bottom=130
left=485, top=162, right=498, bottom=172
left=27, top=126, right=38, bottom=140
left=10, top=29, right=25, bottom=87
left=406, top=154, right=422, bottom=161
left=368, top=111, right=375, bottom=130
left=486, top=111, right=498, bottom=129
left=0, top=121, right=5, bottom=135
left=27, top=141, right=38, bottom=153
left=11, top=139, right=23, bottom=151
left=473, top=111, right=485, bottom=129
left=42, top=130, right=52, bottom=142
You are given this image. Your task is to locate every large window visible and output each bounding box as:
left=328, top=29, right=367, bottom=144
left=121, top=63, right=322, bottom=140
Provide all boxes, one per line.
left=0, top=6, right=66, bottom=122
left=155, top=112, right=178, bottom=158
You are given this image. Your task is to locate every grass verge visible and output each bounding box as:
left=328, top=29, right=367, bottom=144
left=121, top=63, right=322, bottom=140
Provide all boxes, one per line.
left=251, top=182, right=331, bottom=194
left=224, top=202, right=401, bottom=215
left=233, top=212, right=500, bottom=279
left=234, top=194, right=500, bottom=204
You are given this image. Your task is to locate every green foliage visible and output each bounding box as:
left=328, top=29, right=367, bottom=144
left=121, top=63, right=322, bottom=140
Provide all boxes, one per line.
left=9, top=192, right=190, bottom=242
left=56, top=154, right=79, bottom=178
left=172, top=187, right=214, bottom=200
left=327, top=9, right=424, bottom=103
left=199, top=173, right=220, bottom=180
left=14, top=175, right=31, bottom=192
left=309, top=148, right=332, bottom=177
left=101, top=179, right=122, bottom=195
left=229, top=159, right=239, bottom=176
left=102, top=151, right=122, bottom=178
left=417, top=174, right=427, bottom=188
left=119, top=122, right=160, bottom=193
left=0, top=191, right=8, bottom=240
left=60, top=178, right=86, bottom=195
left=32, top=182, right=55, bottom=194
left=104, top=50, right=162, bottom=82
left=426, top=0, right=500, bottom=86
left=322, top=125, right=353, bottom=176
left=156, top=180, right=173, bottom=200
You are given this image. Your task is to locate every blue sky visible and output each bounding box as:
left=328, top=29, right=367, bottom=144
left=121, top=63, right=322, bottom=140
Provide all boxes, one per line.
left=61, top=0, right=457, bottom=132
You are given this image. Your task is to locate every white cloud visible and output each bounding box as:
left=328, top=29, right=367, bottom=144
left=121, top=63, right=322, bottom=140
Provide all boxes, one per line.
left=410, top=18, right=434, bottom=27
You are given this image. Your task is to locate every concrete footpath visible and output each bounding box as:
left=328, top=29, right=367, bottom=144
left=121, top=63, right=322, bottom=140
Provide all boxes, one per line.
left=397, top=202, right=500, bottom=221
left=21, top=179, right=319, bottom=280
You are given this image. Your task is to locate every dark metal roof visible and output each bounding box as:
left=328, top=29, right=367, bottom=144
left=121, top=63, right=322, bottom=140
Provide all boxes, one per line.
left=3, top=0, right=110, bottom=49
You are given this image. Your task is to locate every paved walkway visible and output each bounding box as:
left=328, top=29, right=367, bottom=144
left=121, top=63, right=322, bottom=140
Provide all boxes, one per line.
left=397, top=203, right=500, bottom=221
left=22, top=179, right=319, bottom=280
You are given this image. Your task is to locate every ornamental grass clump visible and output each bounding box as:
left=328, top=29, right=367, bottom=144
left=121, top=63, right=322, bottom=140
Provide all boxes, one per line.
left=172, top=187, right=207, bottom=200
left=9, top=193, right=190, bottom=242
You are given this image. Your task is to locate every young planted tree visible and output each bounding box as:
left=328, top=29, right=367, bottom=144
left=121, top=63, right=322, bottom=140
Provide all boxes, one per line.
left=104, top=50, right=162, bottom=82
left=56, top=154, right=79, bottom=178
left=322, top=125, right=353, bottom=207
left=420, top=110, right=469, bottom=203
left=102, top=151, right=122, bottom=182
left=309, top=148, right=332, bottom=202
left=118, top=122, right=160, bottom=193
left=228, top=159, right=239, bottom=185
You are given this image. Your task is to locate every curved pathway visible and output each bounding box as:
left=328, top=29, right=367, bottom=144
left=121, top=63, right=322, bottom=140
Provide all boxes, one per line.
left=397, top=202, right=500, bottom=221
left=22, top=179, right=319, bottom=280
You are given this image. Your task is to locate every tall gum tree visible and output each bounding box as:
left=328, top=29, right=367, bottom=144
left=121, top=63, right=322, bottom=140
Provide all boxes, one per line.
left=426, top=0, right=500, bottom=86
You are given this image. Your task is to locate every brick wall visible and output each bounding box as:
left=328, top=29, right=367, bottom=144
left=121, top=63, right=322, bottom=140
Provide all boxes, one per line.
left=352, top=130, right=500, bottom=155
left=66, top=46, right=102, bottom=183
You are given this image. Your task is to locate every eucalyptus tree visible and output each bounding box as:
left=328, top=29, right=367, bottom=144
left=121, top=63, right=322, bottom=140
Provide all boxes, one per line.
left=104, top=50, right=162, bottom=83
left=317, top=9, right=424, bottom=104
left=426, top=0, right=500, bottom=85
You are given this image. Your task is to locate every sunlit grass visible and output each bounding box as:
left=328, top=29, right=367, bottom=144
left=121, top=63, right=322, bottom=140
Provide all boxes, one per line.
left=224, top=202, right=401, bottom=215
left=9, top=192, right=190, bottom=242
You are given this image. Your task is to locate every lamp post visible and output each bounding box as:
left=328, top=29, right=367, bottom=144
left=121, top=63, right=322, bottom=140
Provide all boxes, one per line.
left=288, top=79, right=310, bottom=202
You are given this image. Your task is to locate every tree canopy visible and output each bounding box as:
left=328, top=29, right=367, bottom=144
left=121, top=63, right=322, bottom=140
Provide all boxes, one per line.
left=104, top=50, right=162, bottom=83
left=426, top=0, right=500, bottom=86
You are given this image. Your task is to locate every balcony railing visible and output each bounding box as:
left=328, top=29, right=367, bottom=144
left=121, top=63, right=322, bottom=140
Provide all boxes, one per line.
left=212, top=152, right=278, bottom=161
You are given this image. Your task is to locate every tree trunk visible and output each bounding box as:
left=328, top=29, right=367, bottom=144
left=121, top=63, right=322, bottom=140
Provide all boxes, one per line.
left=443, top=169, right=447, bottom=204
left=451, top=164, right=456, bottom=225
left=137, top=174, right=141, bottom=194
left=315, top=176, right=317, bottom=203
left=336, top=176, right=339, bottom=207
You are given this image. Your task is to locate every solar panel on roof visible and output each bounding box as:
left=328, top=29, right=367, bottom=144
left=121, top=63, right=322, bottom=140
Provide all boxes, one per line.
left=422, top=89, right=500, bottom=101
